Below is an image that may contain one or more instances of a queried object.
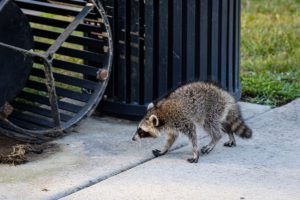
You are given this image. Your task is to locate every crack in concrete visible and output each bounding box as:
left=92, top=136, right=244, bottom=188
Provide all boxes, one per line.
left=55, top=143, right=188, bottom=200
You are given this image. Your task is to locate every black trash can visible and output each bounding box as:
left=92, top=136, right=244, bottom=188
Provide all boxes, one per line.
left=100, top=0, right=241, bottom=120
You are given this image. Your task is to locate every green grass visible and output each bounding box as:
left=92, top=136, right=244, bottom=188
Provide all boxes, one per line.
left=241, top=0, right=300, bottom=107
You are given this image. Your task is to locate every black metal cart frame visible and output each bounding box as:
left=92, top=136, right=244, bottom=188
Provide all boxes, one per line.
left=0, top=0, right=113, bottom=142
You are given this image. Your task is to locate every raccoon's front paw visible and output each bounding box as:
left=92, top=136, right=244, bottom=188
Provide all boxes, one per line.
left=187, top=151, right=199, bottom=163
left=201, top=145, right=214, bottom=154
left=187, top=158, right=198, bottom=163
left=224, top=140, right=236, bottom=147
left=152, top=149, right=162, bottom=157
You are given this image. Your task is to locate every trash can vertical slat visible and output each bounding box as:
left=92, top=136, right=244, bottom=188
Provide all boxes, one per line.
left=125, top=0, right=131, bottom=103
left=139, top=1, right=145, bottom=105
left=172, top=0, right=183, bottom=87
left=199, top=0, right=208, bottom=81
left=152, top=0, right=159, bottom=100
left=144, top=0, right=154, bottom=103
left=167, top=1, right=173, bottom=90
left=117, top=0, right=127, bottom=101
left=194, top=0, right=200, bottom=79
left=210, top=0, right=219, bottom=81
left=227, top=0, right=234, bottom=93
left=130, top=0, right=140, bottom=103
left=220, top=0, right=228, bottom=87
left=233, top=0, right=241, bottom=92
left=181, top=1, right=187, bottom=82
left=104, top=0, right=116, bottom=100
left=158, top=0, right=168, bottom=96
left=186, top=0, right=196, bottom=80
left=232, top=0, right=237, bottom=92
left=113, top=0, right=119, bottom=99
left=237, top=0, right=241, bottom=93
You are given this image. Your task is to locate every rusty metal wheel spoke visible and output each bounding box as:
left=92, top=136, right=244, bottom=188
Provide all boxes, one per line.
left=42, top=59, right=61, bottom=128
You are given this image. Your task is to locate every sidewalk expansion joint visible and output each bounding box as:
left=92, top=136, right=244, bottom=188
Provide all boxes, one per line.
left=56, top=143, right=188, bottom=199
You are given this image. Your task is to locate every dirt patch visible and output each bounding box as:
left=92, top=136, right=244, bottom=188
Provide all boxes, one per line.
left=0, top=135, right=60, bottom=165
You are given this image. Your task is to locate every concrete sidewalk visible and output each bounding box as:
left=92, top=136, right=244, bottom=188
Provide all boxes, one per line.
left=1, top=100, right=299, bottom=200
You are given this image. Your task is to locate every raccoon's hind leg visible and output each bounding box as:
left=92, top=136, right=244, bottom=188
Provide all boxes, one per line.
left=224, top=133, right=236, bottom=147
left=201, top=119, right=222, bottom=154
left=222, top=122, right=236, bottom=147
left=152, top=133, right=178, bottom=157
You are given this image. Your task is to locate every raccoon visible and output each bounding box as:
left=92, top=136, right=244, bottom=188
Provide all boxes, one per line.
left=132, top=81, right=252, bottom=163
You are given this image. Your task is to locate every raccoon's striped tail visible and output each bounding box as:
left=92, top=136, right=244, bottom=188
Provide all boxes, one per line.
left=226, top=108, right=252, bottom=138
left=231, top=118, right=252, bottom=138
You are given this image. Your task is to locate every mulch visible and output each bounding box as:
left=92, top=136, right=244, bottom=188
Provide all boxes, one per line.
left=0, top=135, right=58, bottom=166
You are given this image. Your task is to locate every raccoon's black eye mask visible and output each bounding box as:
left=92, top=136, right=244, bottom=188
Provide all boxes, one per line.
left=137, top=128, right=151, bottom=138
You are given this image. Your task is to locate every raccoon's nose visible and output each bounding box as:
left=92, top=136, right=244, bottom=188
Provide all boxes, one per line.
left=132, top=136, right=136, bottom=141
left=137, top=128, right=143, bottom=135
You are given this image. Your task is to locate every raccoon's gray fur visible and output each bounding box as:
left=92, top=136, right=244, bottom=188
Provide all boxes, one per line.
left=132, top=81, right=252, bottom=163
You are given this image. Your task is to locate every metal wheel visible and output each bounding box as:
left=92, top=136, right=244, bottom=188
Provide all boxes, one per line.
left=0, top=0, right=113, bottom=143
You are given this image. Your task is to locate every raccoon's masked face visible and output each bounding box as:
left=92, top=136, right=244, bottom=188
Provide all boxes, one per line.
left=132, top=104, right=165, bottom=141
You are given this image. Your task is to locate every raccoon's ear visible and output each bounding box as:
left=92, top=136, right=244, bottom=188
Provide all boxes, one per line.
left=149, top=114, right=159, bottom=127
left=149, top=114, right=165, bottom=127
left=147, top=102, right=154, bottom=110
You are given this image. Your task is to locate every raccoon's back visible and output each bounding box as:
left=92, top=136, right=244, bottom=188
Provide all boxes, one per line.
left=169, top=81, right=234, bottom=105
left=161, top=81, right=235, bottom=120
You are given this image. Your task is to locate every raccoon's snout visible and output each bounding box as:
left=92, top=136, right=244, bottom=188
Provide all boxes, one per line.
left=133, top=127, right=152, bottom=140
left=138, top=128, right=152, bottom=138
left=137, top=128, right=143, bottom=135
left=132, top=128, right=143, bottom=141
